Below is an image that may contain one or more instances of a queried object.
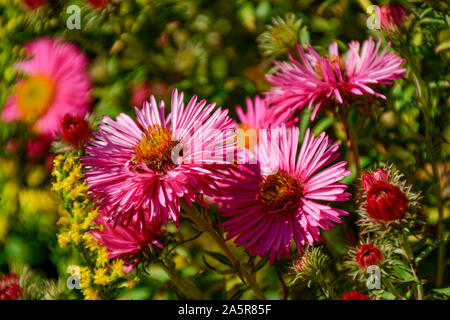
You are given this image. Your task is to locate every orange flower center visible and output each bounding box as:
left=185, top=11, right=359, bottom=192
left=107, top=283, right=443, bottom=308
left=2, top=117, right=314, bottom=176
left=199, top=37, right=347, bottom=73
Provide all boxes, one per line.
left=132, top=125, right=179, bottom=174
left=259, top=171, right=303, bottom=214
left=236, top=124, right=259, bottom=151
left=16, top=75, right=56, bottom=119
left=315, top=55, right=345, bottom=79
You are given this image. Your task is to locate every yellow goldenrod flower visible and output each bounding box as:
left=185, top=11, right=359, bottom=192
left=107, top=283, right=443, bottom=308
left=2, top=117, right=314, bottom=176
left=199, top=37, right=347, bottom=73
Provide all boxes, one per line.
left=83, top=288, right=100, bottom=300
left=79, top=267, right=92, bottom=290
left=124, top=277, right=139, bottom=289
left=94, top=267, right=110, bottom=286
left=111, top=260, right=124, bottom=278
left=57, top=231, right=71, bottom=248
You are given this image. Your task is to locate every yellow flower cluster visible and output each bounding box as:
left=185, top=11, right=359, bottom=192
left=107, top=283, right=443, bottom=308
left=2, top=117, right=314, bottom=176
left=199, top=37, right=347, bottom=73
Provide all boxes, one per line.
left=52, top=155, right=136, bottom=300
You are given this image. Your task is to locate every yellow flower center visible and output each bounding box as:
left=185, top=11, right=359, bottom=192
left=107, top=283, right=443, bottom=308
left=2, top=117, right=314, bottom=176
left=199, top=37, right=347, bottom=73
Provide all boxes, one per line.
left=132, top=125, right=179, bottom=174
left=17, top=75, right=56, bottom=119
left=259, top=171, right=303, bottom=214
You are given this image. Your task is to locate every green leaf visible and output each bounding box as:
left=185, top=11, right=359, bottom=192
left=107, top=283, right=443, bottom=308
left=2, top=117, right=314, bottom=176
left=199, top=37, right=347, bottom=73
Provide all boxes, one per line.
left=204, top=250, right=233, bottom=267
left=433, top=287, right=450, bottom=297
left=416, top=239, right=449, bottom=264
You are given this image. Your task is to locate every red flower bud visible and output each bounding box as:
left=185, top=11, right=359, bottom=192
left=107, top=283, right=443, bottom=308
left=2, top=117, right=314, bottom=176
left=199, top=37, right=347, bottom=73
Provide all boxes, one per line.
left=342, top=290, right=370, bottom=300
left=376, top=2, right=408, bottom=32
left=361, top=169, right=389, bottom=191
left=23, top=0, right=46, bottom=9
left=86, top=0, right=110, bottom=8
left=0, top=273, right=23, bottom=300
left=355, top=244, right=383, bottom=269
left=61, top=114, right=92, bottom=148
left=26, top=136, right=52, bottom=162
left=366, top=182, right=408, bottom=221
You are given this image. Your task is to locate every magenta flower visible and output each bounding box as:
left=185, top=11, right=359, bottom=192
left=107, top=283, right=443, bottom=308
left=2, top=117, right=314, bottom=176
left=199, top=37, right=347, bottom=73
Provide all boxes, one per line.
left=236, top=95, right=298, bottom=130
left=90, top=210, right=165, bottom=273
left=82, top=89, right=236, bottom=229
left=1, top=37, right=91, bottom=137
left=266, top=38, right=406, bottom=120
left=214, top=126, right=351, bottom=263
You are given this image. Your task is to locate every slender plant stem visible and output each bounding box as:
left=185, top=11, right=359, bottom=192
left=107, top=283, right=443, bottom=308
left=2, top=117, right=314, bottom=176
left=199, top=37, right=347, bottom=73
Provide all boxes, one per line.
left=181, top=203, right=267, bottom=300
left=403, top=49, right=446, bottom=288
left=401, top=236, right=424, bottom=300
left=382, top=277, right=404, bottom=300
left=159, top=258, right=202, bottom=300
left=356, top=0, right=373, bottom=12
left=322, top=269, right=338, bottom=300
left=339, top=112, right=361, bottom=179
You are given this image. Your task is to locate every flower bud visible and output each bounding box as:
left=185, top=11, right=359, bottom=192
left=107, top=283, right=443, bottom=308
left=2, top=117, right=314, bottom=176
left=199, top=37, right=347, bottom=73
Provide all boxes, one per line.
left=355, top=244, right=383, bottom=269
left=23, top=0, right=46, bottom=10
left=361, top=169, right=389, bottom=191
left=376, top=2, right=408, bottom=33
left=86, top=0, right=110, bottom=9
left=61, top=114, right=92, bottom=148
left=366, top=182, right=408, bottom=221
left=0, top=273, right=23, bottom=300
left=26, top=136, right=51, bottom=162
left=342, top=290, right=369, bottom=300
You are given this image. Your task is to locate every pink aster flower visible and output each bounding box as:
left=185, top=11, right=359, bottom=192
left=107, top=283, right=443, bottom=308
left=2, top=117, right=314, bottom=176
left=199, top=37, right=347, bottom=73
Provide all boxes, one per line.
left=82, top=89, right=237, bottom=229
left=90, top=210, right=165, bottom=273
left=235, top=95, right=298, bottom=151
left=266, top=37, right=406, bottom=120
left=214, top=126, right=351, bottom=263
left=1, top=37, right=91, bottom=138
left=236, top=95, right=298, bottom=130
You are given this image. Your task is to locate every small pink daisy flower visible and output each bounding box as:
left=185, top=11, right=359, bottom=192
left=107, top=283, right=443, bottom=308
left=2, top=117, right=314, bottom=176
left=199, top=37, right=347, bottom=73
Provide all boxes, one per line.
left=1, top=37, right=91, bottom=138
left=266, top=37, right=406, bottom=120
left=90, top=210, right=165, bottom=273
left=214, top=126, right=351, bottom=263
left=235, top=95, right=298, bottom=151
left=82, top=89, right=237, bottom=229
left=236, top=95, right=298, bottom=130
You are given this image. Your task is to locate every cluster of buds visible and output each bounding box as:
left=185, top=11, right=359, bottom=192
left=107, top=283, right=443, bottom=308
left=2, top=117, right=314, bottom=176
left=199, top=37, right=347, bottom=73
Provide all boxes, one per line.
left=345, top=165, right=423, bottom=300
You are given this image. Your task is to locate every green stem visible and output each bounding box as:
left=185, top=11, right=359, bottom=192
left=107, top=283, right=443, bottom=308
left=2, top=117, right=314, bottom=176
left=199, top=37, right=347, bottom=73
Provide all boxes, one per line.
left=181, top=203, right=267, bottom=300
left=401, top=235, right=424, bottom=300
left=356, top=0, right=373, bottom=11
left=403, top=49, right=446, bottom=288
left=159, top=258, right=202, bottom=300
left=382, top=277, right=404, bottom=300
left=339, top=112, right=361, bottom=180
left=321, top=269, right=338, bottom=300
